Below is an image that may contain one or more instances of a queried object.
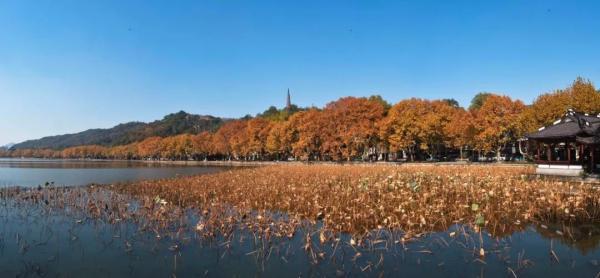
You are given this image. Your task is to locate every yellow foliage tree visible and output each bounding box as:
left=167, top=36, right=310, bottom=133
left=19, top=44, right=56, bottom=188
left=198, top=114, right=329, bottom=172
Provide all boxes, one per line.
left=472, top=94, right=525, bottom=160
left=520, top=77, right=600, bottom=133
left=320, top=97, right=386, bottom=161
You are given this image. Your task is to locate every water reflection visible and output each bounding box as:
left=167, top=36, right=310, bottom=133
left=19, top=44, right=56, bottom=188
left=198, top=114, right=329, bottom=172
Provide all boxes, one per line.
left=0, top=158, right=231, bottom=187
left=2, top=185, right=600, bottom=277
left=532, top=223, right=600, bottom=255
left=0, top=158, right=207, bottom=168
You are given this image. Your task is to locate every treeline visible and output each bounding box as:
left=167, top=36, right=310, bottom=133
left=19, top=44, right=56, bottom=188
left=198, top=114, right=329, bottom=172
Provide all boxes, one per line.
left=12, top=111, right=225, bottom=149
left=2, top=78, right=599, bottom=162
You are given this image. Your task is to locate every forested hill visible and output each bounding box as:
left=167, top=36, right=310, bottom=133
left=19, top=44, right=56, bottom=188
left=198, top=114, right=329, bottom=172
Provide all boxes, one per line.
left=13, top=111, right=226, bottom=150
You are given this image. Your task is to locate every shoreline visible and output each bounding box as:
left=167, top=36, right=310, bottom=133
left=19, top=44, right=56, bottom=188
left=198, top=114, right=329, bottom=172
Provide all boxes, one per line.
left=0, top=157, right=535, bottom=167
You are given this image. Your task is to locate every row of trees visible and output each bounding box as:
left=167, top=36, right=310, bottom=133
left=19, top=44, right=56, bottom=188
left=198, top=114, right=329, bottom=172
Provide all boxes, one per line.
left=2, top=78, right=598, bottom=162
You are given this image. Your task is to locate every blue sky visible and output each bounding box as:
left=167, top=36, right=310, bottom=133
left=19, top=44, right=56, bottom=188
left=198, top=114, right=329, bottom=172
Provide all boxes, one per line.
left=1, top=0, right=599, bottom=145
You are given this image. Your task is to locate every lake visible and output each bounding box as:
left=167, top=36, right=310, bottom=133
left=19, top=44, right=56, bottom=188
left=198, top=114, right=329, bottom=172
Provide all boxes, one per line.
left=2, top=161, right=600, bottom=277
left=0, top=158, right=231, bottom=187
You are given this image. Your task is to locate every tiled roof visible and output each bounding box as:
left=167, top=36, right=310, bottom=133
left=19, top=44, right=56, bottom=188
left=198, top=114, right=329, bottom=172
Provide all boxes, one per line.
left=526, top=110, right=600, bottom=141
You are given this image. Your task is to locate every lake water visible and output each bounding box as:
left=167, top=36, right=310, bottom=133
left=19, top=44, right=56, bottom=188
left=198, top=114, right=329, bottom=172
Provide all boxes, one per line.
left=0, top=158, right=230, bottom=187
left=2, top=159, right=600, bottom=276
left=2, top=198, right=600, bottom=277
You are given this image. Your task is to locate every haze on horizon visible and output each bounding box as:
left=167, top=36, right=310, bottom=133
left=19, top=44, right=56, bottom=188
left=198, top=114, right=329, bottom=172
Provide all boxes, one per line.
left=1, top=0, right=599, bottom=145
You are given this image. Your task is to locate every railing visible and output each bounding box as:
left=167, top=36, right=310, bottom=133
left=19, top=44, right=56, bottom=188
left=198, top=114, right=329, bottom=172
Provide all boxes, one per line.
left=535, top=160, right=581, bottom=165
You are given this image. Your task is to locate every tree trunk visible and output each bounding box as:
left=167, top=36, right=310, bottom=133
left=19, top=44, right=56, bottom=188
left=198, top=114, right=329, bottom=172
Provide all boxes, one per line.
left=496, top=147, right=502, bottom=162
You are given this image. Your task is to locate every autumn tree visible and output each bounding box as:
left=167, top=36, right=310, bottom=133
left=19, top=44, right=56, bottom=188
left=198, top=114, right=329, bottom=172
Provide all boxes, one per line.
left=137, top=137, right=163, bottom=159
left=367, top=95, right=391, bottom=113
left=286, top=109, right=324, bottom=160
left=107, top=144, right=138, bottom=160
left=319, top=97, right=386, bottom=161
left=423, top=100, right=459, bottom=158
left=266, top=121, right=293, bottom=160
left=216, top=120, right=250, bottom=160
left=381, top=99, right=459, bottom=160
left=379, top=98, right=431, bottom=161
left=161, top=134, right=194, bottom=160
left=212, top=120, right=247, bottom=159
left=245, top=118, right=272, bottom=160
left=191, top=131, right=213, bottom=160
left=444, top=108, right=475, bottom=159
left=520, top=77, right=600, bottom=133
left=472, top=94, right=525, bottom=160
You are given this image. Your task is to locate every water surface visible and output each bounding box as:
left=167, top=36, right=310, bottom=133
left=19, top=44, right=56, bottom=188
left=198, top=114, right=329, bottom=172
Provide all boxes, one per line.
left=2, top=159, right=600, bottom=276
left=0, top=158, right=229, bottom=187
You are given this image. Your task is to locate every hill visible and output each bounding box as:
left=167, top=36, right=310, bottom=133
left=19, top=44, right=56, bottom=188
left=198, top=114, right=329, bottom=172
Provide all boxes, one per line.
left=0, top=143, right=15, bottom=150
left=13, top=111, right=226, bottom=150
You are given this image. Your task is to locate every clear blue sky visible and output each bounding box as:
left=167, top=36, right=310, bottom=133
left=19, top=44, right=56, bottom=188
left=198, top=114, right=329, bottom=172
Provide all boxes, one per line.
left=1, top=0, right=599, bottom=145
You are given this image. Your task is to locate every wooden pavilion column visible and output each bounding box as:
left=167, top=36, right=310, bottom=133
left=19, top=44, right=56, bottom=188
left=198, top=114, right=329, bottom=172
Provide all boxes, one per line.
left=567, top=141, right=571, bottom=165
left=592, top=145, right=596, bottom=172
left=537, top=142, right=541, bottom=160
left=547, top=144, right=552, bottom=162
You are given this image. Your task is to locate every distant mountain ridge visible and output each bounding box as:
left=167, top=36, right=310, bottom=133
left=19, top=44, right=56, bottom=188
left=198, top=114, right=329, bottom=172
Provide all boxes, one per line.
left=13, top=111, right=227, bottom=150
left=1, top=143, right=14, bottom=150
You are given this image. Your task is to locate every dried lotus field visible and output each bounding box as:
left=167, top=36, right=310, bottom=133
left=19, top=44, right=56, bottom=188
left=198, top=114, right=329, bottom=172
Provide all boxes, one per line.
left=117, top=164, right=600, bottom=237
left=4, top=164, right=600, bottom=277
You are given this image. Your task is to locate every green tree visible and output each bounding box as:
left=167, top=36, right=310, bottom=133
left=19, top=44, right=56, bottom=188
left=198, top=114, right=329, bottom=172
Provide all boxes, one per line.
left=442, top=98, right=460, bottom=108
left=469, top=93, right=492, bottom=111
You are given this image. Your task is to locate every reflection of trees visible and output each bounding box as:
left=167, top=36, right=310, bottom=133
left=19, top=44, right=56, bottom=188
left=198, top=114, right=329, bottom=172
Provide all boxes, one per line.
left=446, top=221, right=600, bottom=256
left=533, top=223, right=600, bottom=255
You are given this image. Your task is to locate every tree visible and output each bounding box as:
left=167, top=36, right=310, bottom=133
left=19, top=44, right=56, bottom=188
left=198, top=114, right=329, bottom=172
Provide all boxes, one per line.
left=213, top=120, right=247, bottom=159
left=191, top=131, right=213, bottom=160
left=137, top=137, right=163, bottom=159
left=258, top=106, right=280, bottom=119
left=472, top=94, right=525, bottom=160
left=159, top=135, right=194, bottom=160
left=520, top=77, right=600, bottom=133
left=319, top=97, right=386, bottom=161
left=442, top=98, right=460, bottom=108
left=245, top=118, right=272, bottom=160
left=258, top=105, right=304, bottom=121
left=423, top=100, right=458, bottom=158
left=380, top=99, right=464, bottom=161
left=266, top=121, right=292, bottom=160
left=444, top=109, right=475, bottom=159
left=286, top=109, right=324, bottom=160
left=226, top=120, right=250, bottom=160
left=469, top=92, right=492, bottom=111
left=380, top=98, right=431, bottom=161
left=368, top=95, right=392, bottom=113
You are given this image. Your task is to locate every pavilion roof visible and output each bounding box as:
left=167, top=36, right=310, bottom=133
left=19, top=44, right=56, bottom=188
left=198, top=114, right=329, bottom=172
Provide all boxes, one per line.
left=526, top=110, right=600, bottom=141
left=577, top=136, right=600, bottom=145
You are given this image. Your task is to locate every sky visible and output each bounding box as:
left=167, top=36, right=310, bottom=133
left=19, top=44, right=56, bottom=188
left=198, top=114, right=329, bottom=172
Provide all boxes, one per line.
left=1, top=0, right=600, bottom=145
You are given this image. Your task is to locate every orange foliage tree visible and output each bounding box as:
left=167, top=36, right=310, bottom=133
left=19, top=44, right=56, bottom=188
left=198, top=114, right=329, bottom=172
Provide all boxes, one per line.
left=245, top=118, right=272, bottom=160
left=520, top=77, right=600, bottom=133
left=212, top=120, right=247, bottom=160
left=191, top=131, right=213, bottom=160
left=286, top=109, right=324, bottom=160
left=320, top=97, right=386, bottom=161
left=472, top=94, right=525, bottom=160
left=137, top=137, right=163, bottom=159
left=444, top=109, right=475, bottom=159
left=380, top=98, right=456, bottom=160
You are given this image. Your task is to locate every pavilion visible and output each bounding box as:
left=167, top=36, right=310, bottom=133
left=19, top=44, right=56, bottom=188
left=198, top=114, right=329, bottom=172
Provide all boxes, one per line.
left=526, top=109, right=600, bottom=176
